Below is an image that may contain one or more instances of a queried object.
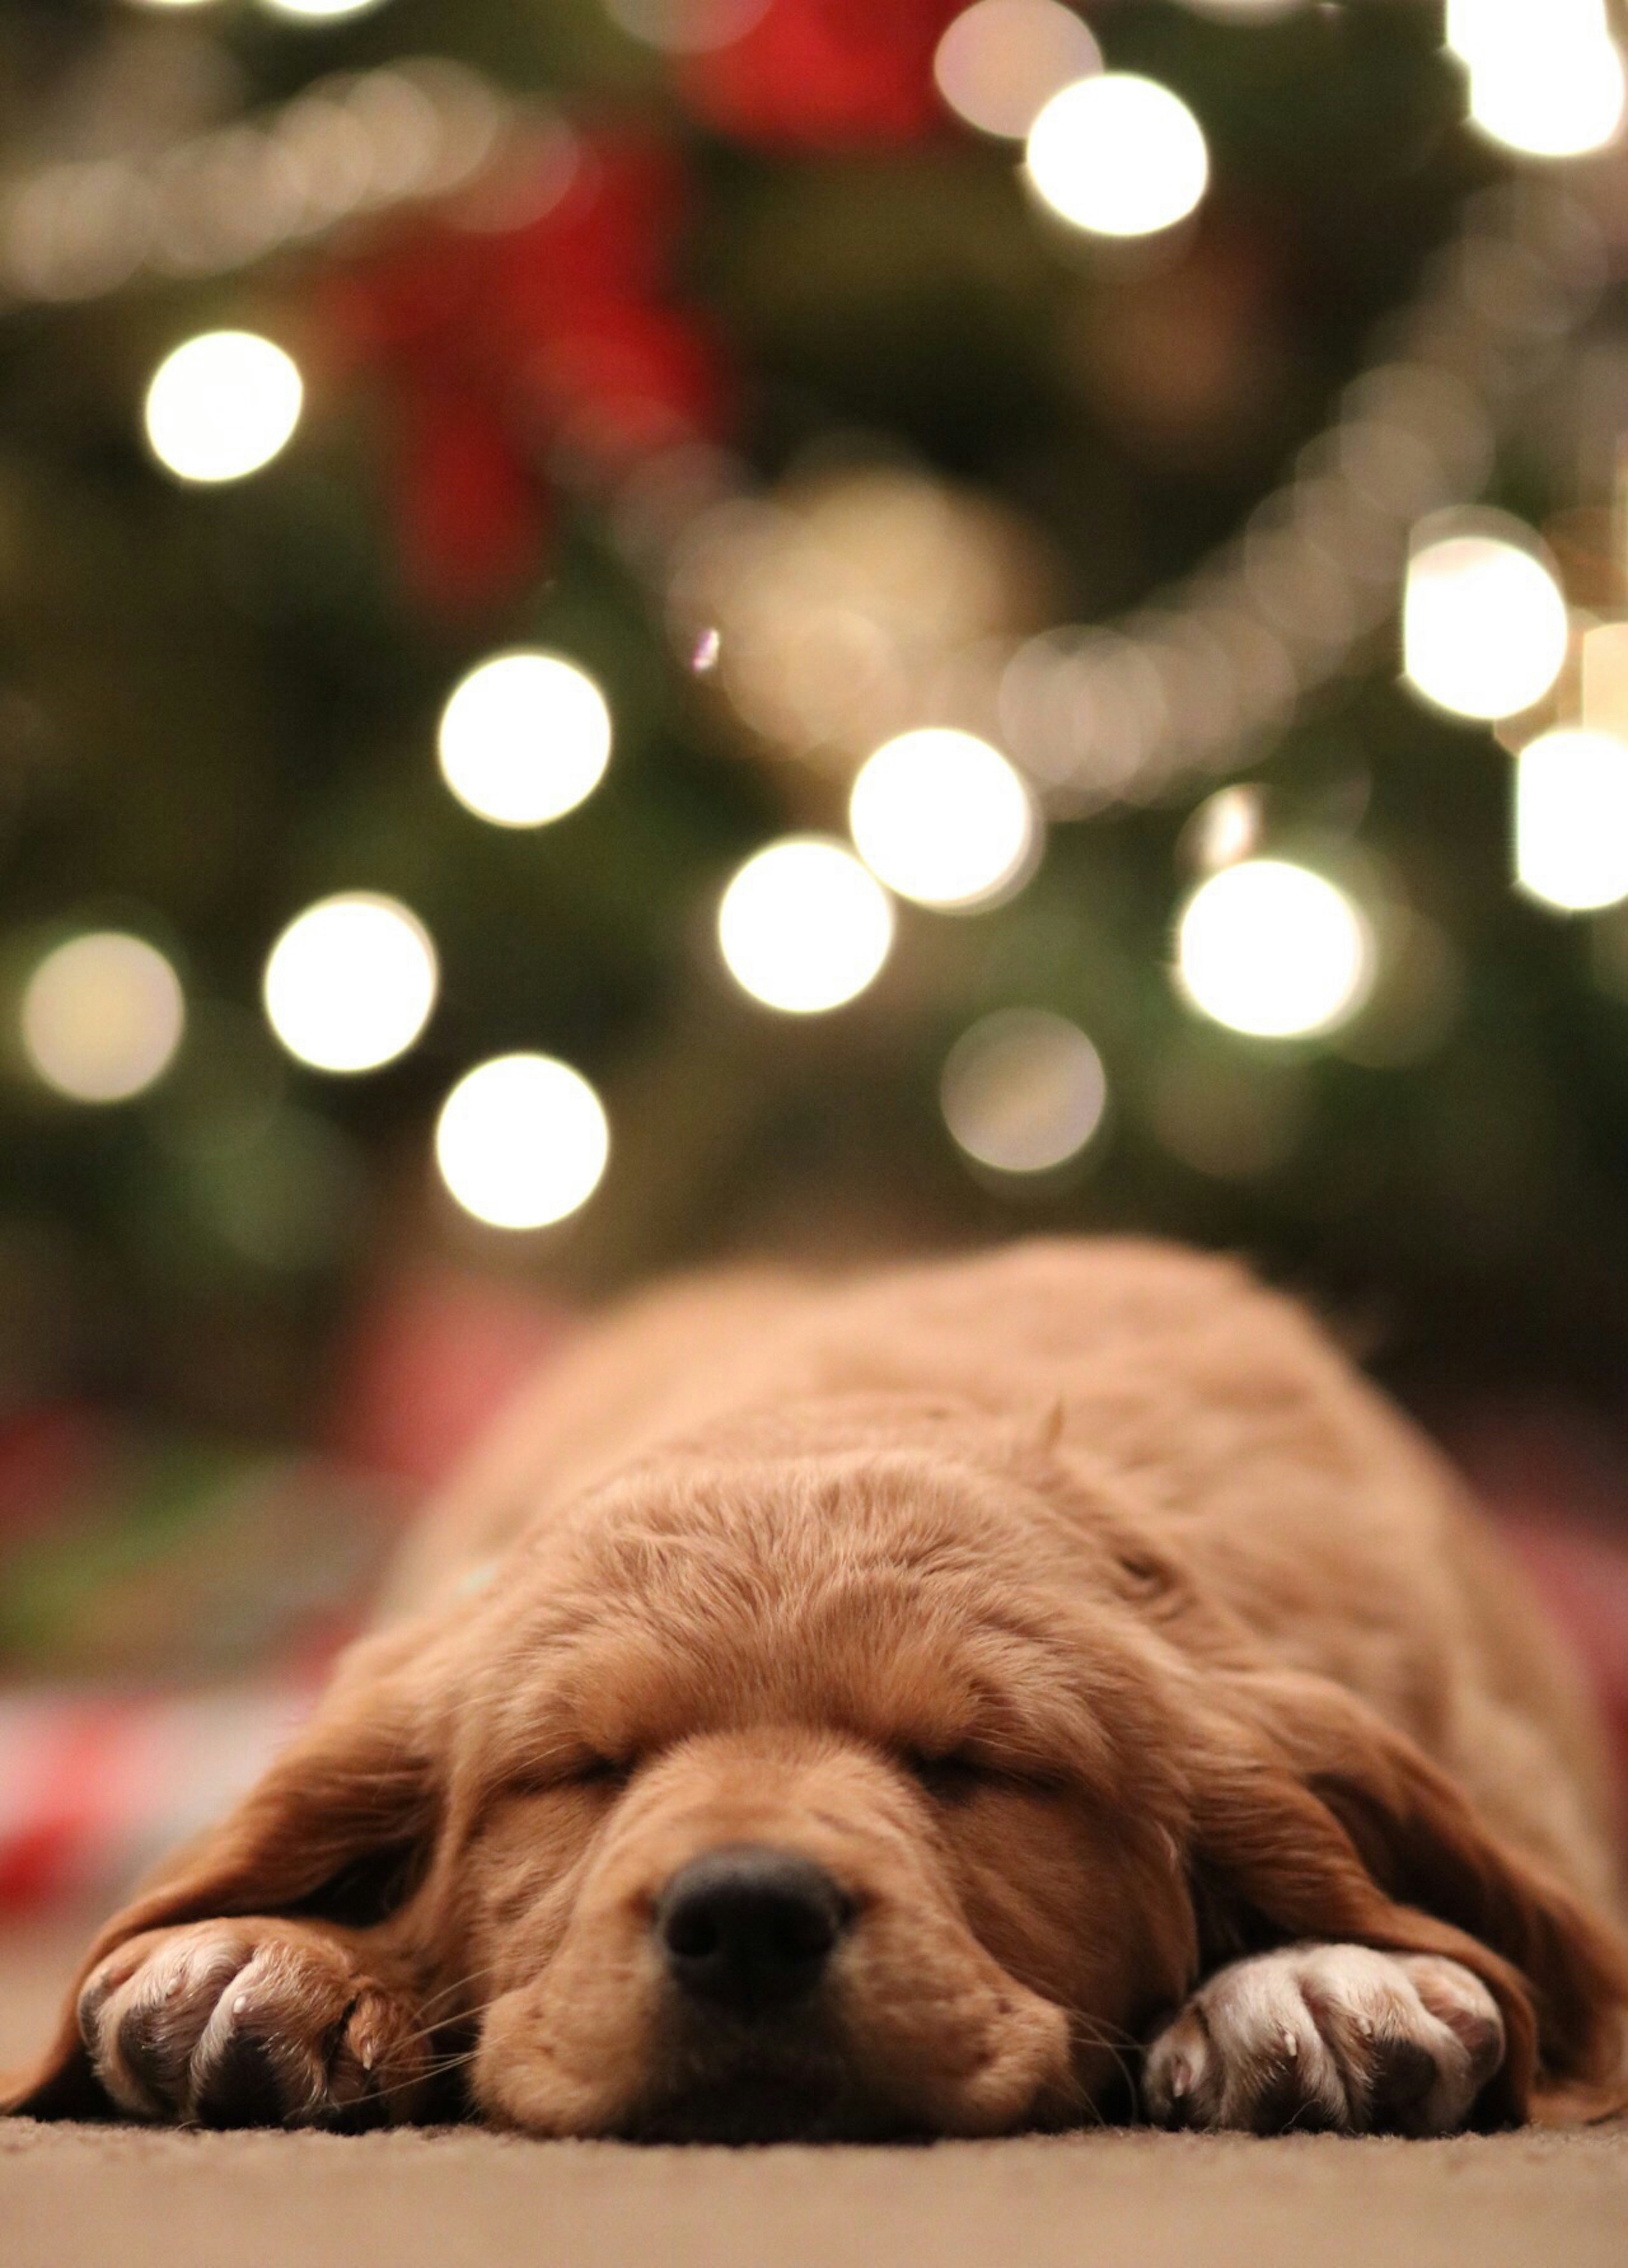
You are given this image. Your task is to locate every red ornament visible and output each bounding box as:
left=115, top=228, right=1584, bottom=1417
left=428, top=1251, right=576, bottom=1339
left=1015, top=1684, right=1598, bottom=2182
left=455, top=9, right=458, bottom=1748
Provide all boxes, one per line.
left=318, top=134, right=730, bottom=613
left=680, top=0, right=965, bottom=149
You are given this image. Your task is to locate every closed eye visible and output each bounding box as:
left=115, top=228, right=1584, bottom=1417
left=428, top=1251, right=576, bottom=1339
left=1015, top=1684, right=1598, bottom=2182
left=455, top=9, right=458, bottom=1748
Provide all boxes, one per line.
left=902, top=1752, right=993, bottom=1804
left=903, top=1750, right=1066, bottom=1804
left=570, top=1755, right=635, bottom=1790
left=501, top=1755, right=635, bottom=1800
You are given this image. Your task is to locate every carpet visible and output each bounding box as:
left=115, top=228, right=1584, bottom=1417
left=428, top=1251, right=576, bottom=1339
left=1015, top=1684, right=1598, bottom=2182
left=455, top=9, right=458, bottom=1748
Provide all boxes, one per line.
left=3, top=1921, right=1624, bottom=2268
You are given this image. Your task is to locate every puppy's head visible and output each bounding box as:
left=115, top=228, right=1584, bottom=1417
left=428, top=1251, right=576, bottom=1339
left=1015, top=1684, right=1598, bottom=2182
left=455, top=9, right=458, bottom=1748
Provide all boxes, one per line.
left=437, top=1444, right=1199, bottom=2138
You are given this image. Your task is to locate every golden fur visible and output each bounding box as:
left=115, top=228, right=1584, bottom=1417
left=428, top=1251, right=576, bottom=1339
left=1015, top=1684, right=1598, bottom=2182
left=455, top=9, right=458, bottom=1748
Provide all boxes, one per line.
left=7, top=1239, right=1628, bottom=2136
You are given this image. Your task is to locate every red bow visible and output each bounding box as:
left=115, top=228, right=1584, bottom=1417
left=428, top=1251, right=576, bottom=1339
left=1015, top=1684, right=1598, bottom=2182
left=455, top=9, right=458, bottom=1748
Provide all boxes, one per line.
left=319, top=134, right=729, bottom=613
left=681, top=0, right=965, bottom=148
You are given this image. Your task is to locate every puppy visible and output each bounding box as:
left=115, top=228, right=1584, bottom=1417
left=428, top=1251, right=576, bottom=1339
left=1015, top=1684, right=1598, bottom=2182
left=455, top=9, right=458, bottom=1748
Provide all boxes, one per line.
left=7, top=1239, right=1627, bottom=2139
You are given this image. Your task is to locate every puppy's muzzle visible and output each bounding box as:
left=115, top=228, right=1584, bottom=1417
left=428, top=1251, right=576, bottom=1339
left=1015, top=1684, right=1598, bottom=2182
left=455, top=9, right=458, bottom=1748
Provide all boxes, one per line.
left=656, top=1844, right=850, bottom=2015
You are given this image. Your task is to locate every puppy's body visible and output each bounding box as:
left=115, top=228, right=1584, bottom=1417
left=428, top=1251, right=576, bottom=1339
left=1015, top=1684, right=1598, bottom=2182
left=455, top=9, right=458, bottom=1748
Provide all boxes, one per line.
left=391, top=1241, right=1621, bottom=1908
left=8, top=1239, right=1628, bottom=2138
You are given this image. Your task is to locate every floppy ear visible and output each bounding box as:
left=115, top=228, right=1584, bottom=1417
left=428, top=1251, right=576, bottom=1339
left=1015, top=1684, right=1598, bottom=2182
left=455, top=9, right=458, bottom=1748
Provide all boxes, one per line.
left=1188, top=1670, right=1628, bottom=2126
left=2, top=1627, right=443, bottom=2121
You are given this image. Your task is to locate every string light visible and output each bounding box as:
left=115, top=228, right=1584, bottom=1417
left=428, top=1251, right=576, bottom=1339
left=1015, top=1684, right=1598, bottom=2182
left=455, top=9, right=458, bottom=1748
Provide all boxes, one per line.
left=941, top=1009, right=1106, bottom=1174
left=263, top=894, right=438, bottom=1073
left=849, top=728, right=1038, bottom=910
left=1515, top=729, right=1628, bottom=911
left=1026, top=74, right=1209, bottom=239
left=1, top=63, right=508, bottom=307
left=435, top=1054, right=609, bottom=1230
left=1403, top=522, right=1569, bottom=720
left=652, top=181, right=1601, bottom=815
left=1175, top=860, right=1373, bottom=1039
left=258, top=0, right=392, bottom=20
left=717, top=838, right=894, bottom=1014
left=437, top=652, right=612, bottom=828
left=1447, top=0, right=1608, bottom=59
left=1451, top=1, right=1626, bottom=161
left=143, top=331, right=303, bottom=485
left=933, top=2, right=1102, bottom=142
left=20, top=932, right=185, bottom=1104
left=1467, top=47, right=1626, bottom=161
left=1183, top=785, right=1264, bottom=874
left=1179, top=0, right=1303, bottom=16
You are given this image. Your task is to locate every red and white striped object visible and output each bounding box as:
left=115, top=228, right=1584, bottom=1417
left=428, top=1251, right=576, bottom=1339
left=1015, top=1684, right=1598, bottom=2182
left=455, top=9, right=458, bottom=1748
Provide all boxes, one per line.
left=0, top=1683, right=317, bottom=1913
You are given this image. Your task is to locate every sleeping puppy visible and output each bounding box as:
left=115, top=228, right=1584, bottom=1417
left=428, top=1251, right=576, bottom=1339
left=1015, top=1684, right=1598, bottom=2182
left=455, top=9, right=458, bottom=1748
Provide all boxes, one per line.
left=7, top=1239, right=1628, bottom=2139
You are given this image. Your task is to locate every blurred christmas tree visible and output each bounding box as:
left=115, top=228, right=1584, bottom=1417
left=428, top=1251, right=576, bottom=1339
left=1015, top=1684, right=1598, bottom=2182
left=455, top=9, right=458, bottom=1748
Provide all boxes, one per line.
left=4, top=0, right=1628, bottom=1490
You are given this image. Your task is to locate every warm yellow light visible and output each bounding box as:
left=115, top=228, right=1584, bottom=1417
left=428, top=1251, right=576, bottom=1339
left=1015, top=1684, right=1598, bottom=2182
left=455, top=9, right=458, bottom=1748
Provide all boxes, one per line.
left=1185, top=784, right=1264, bottom=873
left=717, top=837, right=894, bottom=1014
left=1515, top=729, right=1628, bottom=911
left=143, top=331, right=303, bottom=485
left=1452, top=0, right=1626, bottom=159
left=1176, top=860, right=1373, bottom=1039
left=849, top=728, right=1037, bottom=910
left=1403, top=530, right=1569, bottom=721
left=435, top=1053, right=609, bottom=1230
left=257, top=0, right=390, bottom=20
left=263, top=893, right=438, bottom=1073
left=1026, top=73, right=1209, bottom=239
left=934, top=1, right=1102, bottom=142
left=21, top=932, right=185, bottom=1104
left=1469, top=47, right=1625, bottom=159
left=1447, top=0, right=1607, bottom=59
left=941, top=1009, right=1106, bottom=1174
left=437, top=651, right=612, bottom=828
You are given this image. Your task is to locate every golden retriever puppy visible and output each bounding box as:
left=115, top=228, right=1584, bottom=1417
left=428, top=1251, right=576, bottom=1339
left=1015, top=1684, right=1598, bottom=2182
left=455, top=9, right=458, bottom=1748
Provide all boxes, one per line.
left=7, top=1239, right=1627, bottom=2139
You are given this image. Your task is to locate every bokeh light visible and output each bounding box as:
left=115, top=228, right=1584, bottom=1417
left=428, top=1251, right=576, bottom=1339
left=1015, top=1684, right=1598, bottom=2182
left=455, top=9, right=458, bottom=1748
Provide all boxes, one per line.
left=717, top=838, right=895, bottom=1014
left=1468, top=45, right=1625, bottom=161
left=257, top=0, right=391, bottom=20
left=941, top=1009, right=1107, bottom=1174
left=1026, top=74, right=1209, bottom=239
left=21, top=932, right=185, bottom=1104
left=437, top=651, right=613, bottom=828
left=1403, top=527, right=1569, bottom=720
left=435, top=1054, right=609, bottom=1231
left=1451, top=0, right=1626, bottom=160
left=1175, top=860, right=1373, bottom=1039
left=1183, top=784, right=1264, bottom=873
left=933, top=1, right=1102, bottom=142
left=606, top=0, right=773, bottom=50
left=1447, top=0, right=1607, bottom=59
left=849, top=728, right=1037, bottom=910
left=1515, top=729, right=1628, bottom=912
left=263, top=894, right=438, bottom=1074
left=143, top=331, right=303, bottom=485
left=1180, top=0, right=1303, bottom=16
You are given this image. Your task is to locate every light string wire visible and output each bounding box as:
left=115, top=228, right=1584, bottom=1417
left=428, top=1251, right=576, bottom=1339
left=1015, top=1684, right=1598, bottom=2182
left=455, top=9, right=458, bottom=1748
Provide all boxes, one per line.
left=2, top=46, right=1621, bottom=807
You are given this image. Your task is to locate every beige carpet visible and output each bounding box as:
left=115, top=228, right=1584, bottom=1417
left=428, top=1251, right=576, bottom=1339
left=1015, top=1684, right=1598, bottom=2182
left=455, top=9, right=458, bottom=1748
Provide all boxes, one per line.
left=3, top=1920, right=1624, bottom=2268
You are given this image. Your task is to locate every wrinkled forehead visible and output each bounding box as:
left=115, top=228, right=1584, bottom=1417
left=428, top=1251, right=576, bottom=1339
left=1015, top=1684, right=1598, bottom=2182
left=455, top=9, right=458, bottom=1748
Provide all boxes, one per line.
left=469, top=1454, right=1094, bottom=1768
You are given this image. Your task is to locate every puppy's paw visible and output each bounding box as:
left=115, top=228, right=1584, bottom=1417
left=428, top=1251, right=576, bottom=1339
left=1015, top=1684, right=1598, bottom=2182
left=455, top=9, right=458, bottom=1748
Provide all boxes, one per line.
left=1142, top=1942, right=1504, bottom=2136
left=77, top=1918, right=428, bottom=2129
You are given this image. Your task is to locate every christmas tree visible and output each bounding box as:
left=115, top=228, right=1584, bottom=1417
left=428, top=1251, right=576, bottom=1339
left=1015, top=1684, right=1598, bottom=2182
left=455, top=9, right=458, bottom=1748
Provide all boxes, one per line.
left=4, top=1, right=1628, bottom=1702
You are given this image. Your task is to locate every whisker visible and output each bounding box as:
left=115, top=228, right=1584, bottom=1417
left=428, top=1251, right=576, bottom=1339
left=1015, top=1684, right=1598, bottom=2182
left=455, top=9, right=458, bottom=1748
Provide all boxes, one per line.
left=412, top=1962, right=506, bottom=2025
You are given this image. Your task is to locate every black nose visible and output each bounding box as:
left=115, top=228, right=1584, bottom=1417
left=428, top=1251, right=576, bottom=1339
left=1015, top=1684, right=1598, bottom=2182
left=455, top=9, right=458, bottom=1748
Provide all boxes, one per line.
left=656, top=1844, right=849, bottom=2013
